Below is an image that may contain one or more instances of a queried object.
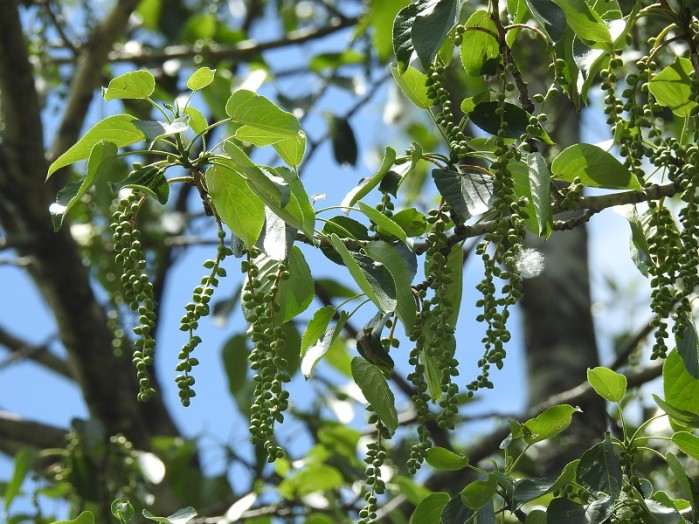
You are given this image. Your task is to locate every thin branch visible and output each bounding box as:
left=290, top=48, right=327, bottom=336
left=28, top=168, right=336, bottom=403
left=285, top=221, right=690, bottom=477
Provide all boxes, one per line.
left=47, top=0, right=142, bottom=165
left=301, top=70, right=392, bottom=172
left=51, top=16, right=360, bottom=67
left=412, top=180, right=681, bottom=255
left=0, top=326, right=72, bottom=379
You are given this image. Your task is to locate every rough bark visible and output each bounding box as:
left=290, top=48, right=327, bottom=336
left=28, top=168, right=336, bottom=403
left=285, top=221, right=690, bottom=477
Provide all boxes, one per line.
left=0, top=0, right=178, bottom=450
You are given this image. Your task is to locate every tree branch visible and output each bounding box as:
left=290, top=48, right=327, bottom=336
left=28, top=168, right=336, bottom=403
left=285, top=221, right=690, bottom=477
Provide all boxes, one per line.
left=47, top=0, right=142, bottom=164
left=0, top=326, right=72, bottom=379
left=0, top=0, right=179, bottom=448
left=0, top=410, right=66, bottom=455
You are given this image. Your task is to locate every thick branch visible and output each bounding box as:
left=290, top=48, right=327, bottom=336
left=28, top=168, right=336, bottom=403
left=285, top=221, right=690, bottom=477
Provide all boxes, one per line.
left=0, top=0, right=178, bottom=447
left=0, top=411, right=66, bottom=454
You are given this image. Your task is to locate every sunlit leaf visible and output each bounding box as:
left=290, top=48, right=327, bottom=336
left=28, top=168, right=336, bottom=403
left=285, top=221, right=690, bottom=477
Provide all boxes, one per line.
left=186, top=67, right=216, bottom=91
left=551, top=143, right=641, bottom=190
left=50, top=141, right=118, bottom=230
left=524, top=404, right=580, bottom=444
left=424, top=447, right=469, bottom=471
left=587, top=366, right=627, bottom=402
left=206, top=165, right=265, bottom=247
left=460, top=10, right=500, bottom=76
left=649, top=58, right=697, bottom=117
left=47, top=115, right=144, bottom=178
left=103, top=70, right=155, bottom=100
left=391, top=65, right=432, bottom=109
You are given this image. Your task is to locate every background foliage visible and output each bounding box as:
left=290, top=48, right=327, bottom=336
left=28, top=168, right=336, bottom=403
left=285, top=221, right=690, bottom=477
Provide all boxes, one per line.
left=1, top=0, right=699, bottom=523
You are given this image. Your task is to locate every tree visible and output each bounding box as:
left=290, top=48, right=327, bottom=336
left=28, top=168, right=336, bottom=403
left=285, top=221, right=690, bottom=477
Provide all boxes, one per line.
left=1, top=0, right=699, bottom=522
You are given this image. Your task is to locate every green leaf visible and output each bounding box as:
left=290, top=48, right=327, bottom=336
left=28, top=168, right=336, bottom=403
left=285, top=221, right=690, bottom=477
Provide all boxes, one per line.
left=111, top=499, right=135, bottom=524
left=364, top=241, right=417, bottom=332
left=4, top=448, right=36, bottom=512
left=142, top=506, right=197, bottom=523
left=551, top=0, right=611, bottom=44
left=460, top=10, right=500, bottom=76
left=322, top=216, right=370, bottom=241
left=653, top=394, right=699, bottom=428
left=587, top=366, right=627, bottom=402
left=664, top=350, right=699, bottom=425
left=212, top=140, right=286, bottom=207
left=676, top=314, right=699, bottom=379
left=432, top=169, right=495, bottom=222
left=341, top=147, right=397, bottom=208
left=279, top=465, right=344, bottom=499
left=666, top=451, right=699, bottom=511
left=525, top=509, right=547, bottom=524
left=222, top=334, right=249, bottom=396
left=300, top=310, right=347, bottom=379
left=206, top=164, right=265, bottom=247
left=461, top=474, right=498, bottom=510
left=412, top=0, right=459, bottom=70
left=392, top=208, right=427, bottom=237
left=256, top=207, right=296, bottom=261
left=357, top=202, right=408, bottom=243
left=367, top=0, right=411, bottom=62
left=516, top=153, right=552, bottom=237
left=672, top=431, right=699, bottom=460
left=393, top=1, right=426, bottom=72
left=52, top=511, right=95, bottom=524
left=226, top=89, right=306, bottom=166
left=649, top=58, right=697, bottom=117
left=525, top=0, right=567, bottom=42
left=50, top=141, right=118, bottom=230
left=469, top=102, right=553, bottom=145
left=279, top=246, right=314, bottom=323
left=551, top=143, right=641, bottom=190
left=120, top=164, right=169, bottom=205
left=424, top=447, right=469, bottom=471
left=270, top=166, right=316, bottom=242
left=103, top=70, right=155, bottom=100
left=47, top=114, right=145, bottom=178
left=301, top=306, right=336, bottom=355
left=132, top=118, right=189, bottom=142
left=351, top=357, right=398, bottom=433
left=618, top=205, right=653, bottom=276
left=391, top=65, right=432, bottom=109
left=329, top=234, right=397, bottom=313
left=577, top=437, right=622, bottom=499
left=327, top=115, right=358, bottom=166
left=546, top=498, right=586, bottom=523
left=410, top=492, right=450, bottom=524
left=186, top=67, right=216, bottom=91
left=242, top=247, right=313, bottom=325
left=184, top=106, right=209, bottom=135
left=524, top=404, right=580, bottom=444
left=355, top=313, right=395, bottom=372
left=512, top=478, right=555, bottom=507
